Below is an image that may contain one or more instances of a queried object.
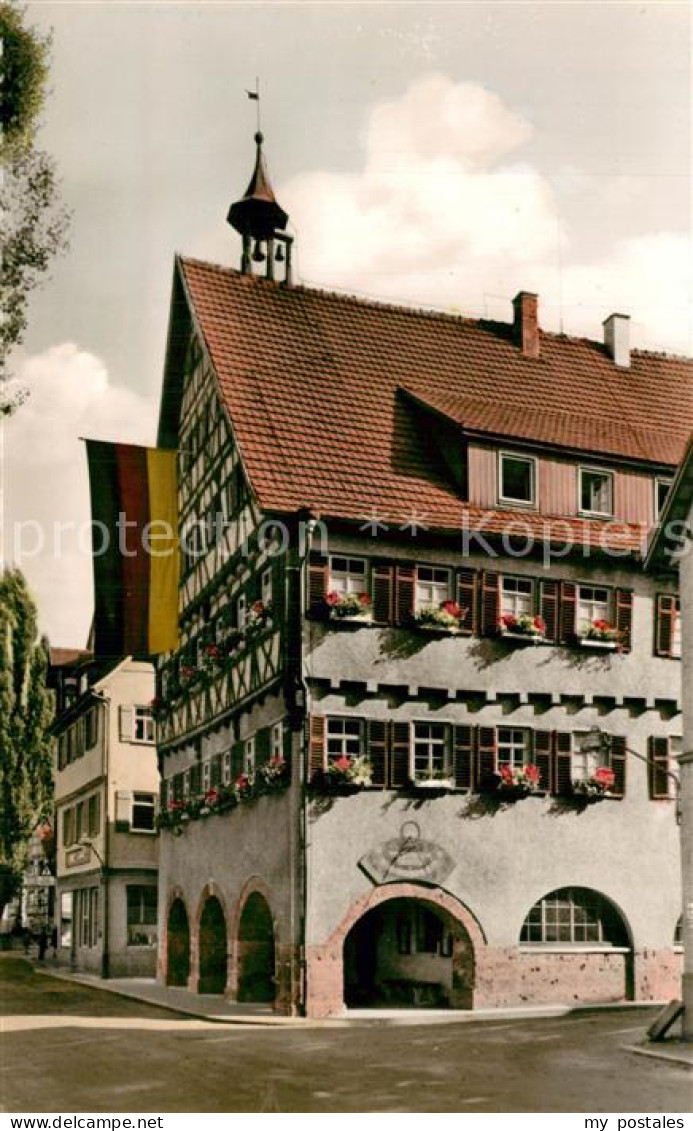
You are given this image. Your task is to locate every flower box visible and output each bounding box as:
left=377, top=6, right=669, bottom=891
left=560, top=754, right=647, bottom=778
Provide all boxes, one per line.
left=325, top=591, right=373, bottom=621
left=413, top=777, right=455, bottom=791
left=498, top=614, right=547, bottom=644
left=572, top=767, right=615, bottom=799
left=496, top=764, right=543, bottom=795
left=414, top=600, right=465, bottom=633
left=500, top=629, right=550, bottom=646
left=578, top=619, right=620, bottom=648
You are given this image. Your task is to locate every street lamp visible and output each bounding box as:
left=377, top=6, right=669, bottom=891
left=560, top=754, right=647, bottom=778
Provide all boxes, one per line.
left=579, top=726, right=681, bottom=823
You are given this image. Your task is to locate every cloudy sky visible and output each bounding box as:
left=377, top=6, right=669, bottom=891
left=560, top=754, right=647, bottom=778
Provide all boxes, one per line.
left=3, top=0, right=691, bottom=646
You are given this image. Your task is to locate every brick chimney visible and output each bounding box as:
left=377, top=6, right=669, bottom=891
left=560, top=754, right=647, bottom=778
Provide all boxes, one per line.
left=603, top=313, right=631, bottom=368
left=512, top=291, right=539, bottom=358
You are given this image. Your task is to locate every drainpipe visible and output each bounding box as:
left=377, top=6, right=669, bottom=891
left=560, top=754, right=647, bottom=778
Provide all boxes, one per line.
left=97, top=692, right=111, bottom=979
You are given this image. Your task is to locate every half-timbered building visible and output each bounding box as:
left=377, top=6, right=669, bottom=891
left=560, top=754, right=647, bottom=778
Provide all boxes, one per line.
left=154, top=131, right=688, bottom=1016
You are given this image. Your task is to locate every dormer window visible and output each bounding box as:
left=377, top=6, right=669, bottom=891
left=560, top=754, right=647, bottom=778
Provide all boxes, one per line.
left=499, top=453, right=536, bottom=507
left=579, top=467, right=614, bottom=517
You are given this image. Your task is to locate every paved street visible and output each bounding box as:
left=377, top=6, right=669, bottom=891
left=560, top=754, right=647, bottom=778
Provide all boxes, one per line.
left=1, top=959, right=689, bottom=1113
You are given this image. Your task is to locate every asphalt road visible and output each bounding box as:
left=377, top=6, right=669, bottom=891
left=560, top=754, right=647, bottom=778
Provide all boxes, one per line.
left=1, top=959, right=690, bottom=1114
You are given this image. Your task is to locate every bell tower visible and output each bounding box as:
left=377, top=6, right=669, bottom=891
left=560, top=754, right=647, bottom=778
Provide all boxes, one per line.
left=227, top=130, right=293, bottom=284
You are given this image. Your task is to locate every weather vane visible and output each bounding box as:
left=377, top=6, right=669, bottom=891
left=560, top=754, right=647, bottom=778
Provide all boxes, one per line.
left=245, top=77, right=261, bottom=133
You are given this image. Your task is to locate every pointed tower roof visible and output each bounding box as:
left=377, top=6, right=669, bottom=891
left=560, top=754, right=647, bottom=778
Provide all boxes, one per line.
left=227, top=131, right=289, bottom=242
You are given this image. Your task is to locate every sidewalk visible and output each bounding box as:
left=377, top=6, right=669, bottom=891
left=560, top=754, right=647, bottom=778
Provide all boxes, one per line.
left=33, top=961, right=670, bottom=1030
left=622, top=1041, right=693, bottom=1070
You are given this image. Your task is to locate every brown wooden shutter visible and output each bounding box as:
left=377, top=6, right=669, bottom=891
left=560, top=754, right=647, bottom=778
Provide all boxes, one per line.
left=476, top=726, right=497, bottom=788
left=372, top=561, right=394, bottom=624
left=210, top=754, right=222, bottom=787
left=160, top=779, right=168, bottom=810
left=307, top=555, right=329, bottom=617
left=255, top=726, right=271, bottom=766
left=231, top=742, right=244, bottom=779
left=540, top=579, right=559, bottom=643
left=480, top=572, right=500, bottom=636
left=367, top=719, right=388, bottom=788
left=559, top=581, right=577, bottom=644
left=648, top=736, right=671, bottom=799
left=609, top=735, right=626, bottom=798
left=173, top=772, right=184, bottom=801
left=655, top=595, right=677, bottom=657
left=189, top=763, right=202, bottom=796
left=308, top=715, right=326, bottom=781
left=456, top=569, right=478, bottom=636
left=394, top=565, right=416, bottom=626
left=390, top=722, right=411, bottom=788
left=533, top=730, right=552, bottom=793
left=615, top=588, right=633, bottom=652
left=453, top=725, right=474, bottom=789
left=553, top=732, right=573, bottom=795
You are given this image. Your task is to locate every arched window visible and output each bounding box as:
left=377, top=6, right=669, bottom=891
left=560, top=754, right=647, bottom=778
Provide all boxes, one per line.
left=520, top=888, right=629, bottom=946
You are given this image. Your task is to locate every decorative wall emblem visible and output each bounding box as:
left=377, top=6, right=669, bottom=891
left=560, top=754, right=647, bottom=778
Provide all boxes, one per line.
left=359, top=821, right=455, bottom=885
left=65, top=845, right=92, bottom=868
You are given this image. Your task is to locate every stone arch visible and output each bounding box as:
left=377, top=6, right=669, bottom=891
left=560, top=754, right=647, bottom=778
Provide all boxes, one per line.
left=236, top=886, right=277, bottom=1004
left=329, top=882, right=487, bottom=954
left=195, top=883, right=231, bottom=995
left=165, top=893, right=190, bottom=988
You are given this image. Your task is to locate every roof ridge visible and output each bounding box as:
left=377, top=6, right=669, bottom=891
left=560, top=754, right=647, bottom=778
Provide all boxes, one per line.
left=179, top=254, right=692, bottom=363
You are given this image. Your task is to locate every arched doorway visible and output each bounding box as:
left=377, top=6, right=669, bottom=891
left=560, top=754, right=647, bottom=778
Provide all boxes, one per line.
left=198, top=895, right=228, bottom=994
left=519, top=887, right=633, bottom=1002
left=237, top=892, right=276, bottom=1003
left=166, top=898, right=190, bottom=987
left=343, top=896, right=474, bottom=1009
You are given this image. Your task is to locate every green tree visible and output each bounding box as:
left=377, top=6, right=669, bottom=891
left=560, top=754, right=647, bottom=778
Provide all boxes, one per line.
left=0, top=3, right=69, bottom=413
left=0, top=569, right=54, bottom=918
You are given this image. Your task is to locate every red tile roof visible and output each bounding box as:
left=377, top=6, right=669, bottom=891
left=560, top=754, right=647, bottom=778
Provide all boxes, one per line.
left=49, top=648, right=92, bottom=668
left=177, top=257, right=692, bottom=550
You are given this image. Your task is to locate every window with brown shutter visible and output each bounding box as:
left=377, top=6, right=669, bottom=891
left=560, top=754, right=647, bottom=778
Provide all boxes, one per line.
left=559, top=581, right=577, bottom=644
left=394, top=565, right=416, bottom=626
left=609, top=736, right=626, bottom=798
left=372, top=562, right=394, bottom=624
left=480, top=573, right=500, bottom=636
left=255, top=726, right=271, bottom=766
left=189, top=763, right=202, bottom=797
left=533, top=730, right=552, bottom=793
left=540, top=579, right=559, bottom=643
left=307, top=555, right=329, bottom=617
left=390, top=722, right=411, bottom=788
left=308, top=715, right=326, bottom=781
left=453, top=725, right=474, bottom=789
left=655, top=594, right=680, bottom=658
left=648, top=736, right=673, bottom=799
left=476, top=726, right=498, bottom=788
left=553, top=732, right=573, bottom=795
left=615, top=589, right=633, bottom=652
left=210, top=753, right=222, bottom=787
left=456, top=569, right=478, bottom=635
left=367, top=720, right=388, bottom=787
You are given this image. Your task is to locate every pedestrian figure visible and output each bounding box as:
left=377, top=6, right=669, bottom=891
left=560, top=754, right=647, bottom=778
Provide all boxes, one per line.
left=37, top=925, right=48, bottom=961
left=22, top=928, right=31, bottom=956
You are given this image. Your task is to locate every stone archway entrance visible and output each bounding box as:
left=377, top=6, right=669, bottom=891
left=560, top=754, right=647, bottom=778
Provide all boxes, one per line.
left=166, top=898, right=190, bottom=987
left=237, top=891, right=276, bottom=1003
left=343, top=896, right=474, bottom=1009
left=198, top=895, right=228, bottom=995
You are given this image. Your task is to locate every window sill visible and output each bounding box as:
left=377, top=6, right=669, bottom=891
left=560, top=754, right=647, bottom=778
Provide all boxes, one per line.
left=412, top=779, right=455, bottom=791
left=412, top=624, right=461, bottom=637
left=328, top=613, right=376, bottom=627
left=499, top=630, right=550, bottom=646
left=577, top=638, right=617, bottom=651
left=518, top=945, right=630, bottom=954
left=129, top=828, right=157, bottom=836
left=497, top=497, right=537, bottom=510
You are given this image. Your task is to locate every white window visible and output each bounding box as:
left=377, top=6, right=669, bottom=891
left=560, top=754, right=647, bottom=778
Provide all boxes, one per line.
left=579, top=468, right=614, bottom=517
left=132, top=707, right=154, bottom=744
left=500, top=577, right=534, bottom=618
left=328, top=556, right=367, bottom=597
left=497, top=728, right=532, bottom=770
left=673, top=608, right=682, bottom=659
left=131, top=793, right=156, bottom=833
left=222, top=750, right=232, bottom=784
left=244, top=737, right=256, bottom=775
left=412, top=722, right=450, bottom=781
left=571, top=732, right=602, bottom=780
left=499, top=453, right=536, bottom=506
left=326, top=718, right=363, bottom=762
left=182, top=770, right=191, bottom=798
left=577, top=585, right=611, bottom=631
left=237, top=593, right=247, bottom=630
left=126, top=885, right=157, bottom=948
left=655, top=478, right=673, bottom=518
left=669, top=737, right=682, bottom=786
left=261, top=567, right=273, bottom=608
left=201, top=760, right=211, bottom=793
left=520, top=888, right=628, bottom=946
left=60, top=892, right=73, bottom=948
left=415, top=566, right=450, bottom=610
left=271, top=722, right=283, bottom=760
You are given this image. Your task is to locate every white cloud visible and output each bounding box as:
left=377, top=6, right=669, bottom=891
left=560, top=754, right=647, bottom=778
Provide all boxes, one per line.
left=281, top=75, right=692, bottom=354
left=3, top=344, right=157, bottom=647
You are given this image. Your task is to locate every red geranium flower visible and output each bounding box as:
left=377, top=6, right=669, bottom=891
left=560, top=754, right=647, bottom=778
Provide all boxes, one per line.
left=594, top=766, right=615, bottom=787
left=333, top=755, right=353, bottom=772
left=441, top=600, right=462, bottom=618
left=500, top=613, right=517, bottom=627
left=236, top=773, right=249, bottom=789
left=205, top=643, right=219, bottom=658
left=252, top=600, right=265, bottom=614
left=524, top=764, right=541, bottom=784
left=325, top=591, right=341, bottom=607
left=533, top=617, right=546, bottom=633
left=205, top=788, right=219, bottom=804
left=359, top=593, right=372, bottom=606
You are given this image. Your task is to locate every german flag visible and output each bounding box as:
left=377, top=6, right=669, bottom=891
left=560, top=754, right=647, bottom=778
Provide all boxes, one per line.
left=85, top=441, right=179, bottom=657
